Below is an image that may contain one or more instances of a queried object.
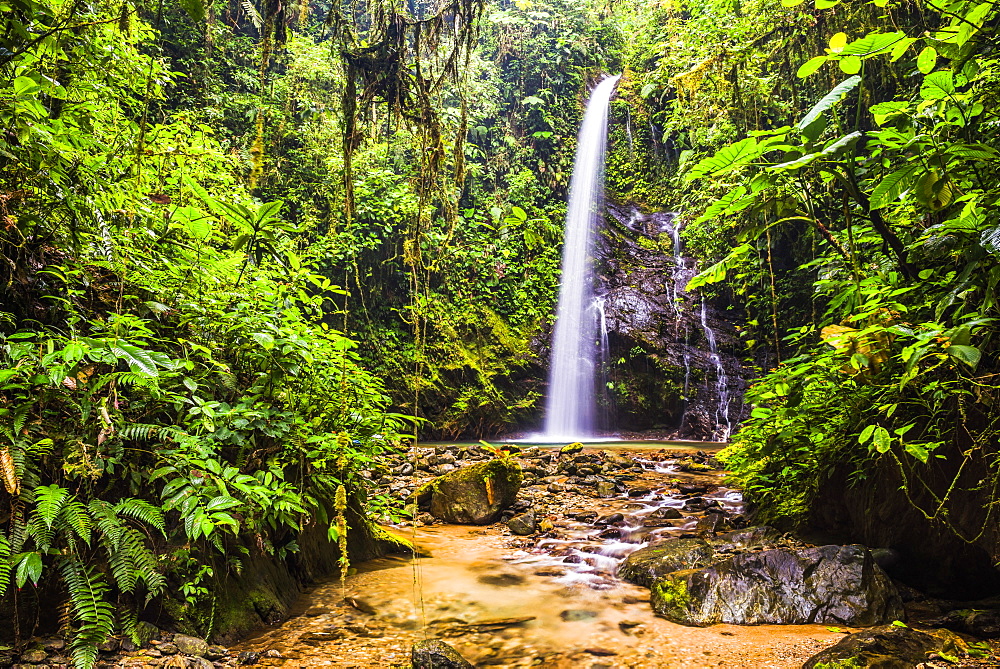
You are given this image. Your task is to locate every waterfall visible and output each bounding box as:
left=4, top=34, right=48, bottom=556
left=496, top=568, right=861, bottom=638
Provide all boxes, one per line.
left=700, top=298, right=732, bottom=441
left=542, top=74, right=620, bottom=441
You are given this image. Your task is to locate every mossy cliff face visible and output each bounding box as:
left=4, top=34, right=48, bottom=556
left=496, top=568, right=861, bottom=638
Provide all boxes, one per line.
left=650, top=545, right=903, bottom=627
left=426, top=459, right=523, bottom=525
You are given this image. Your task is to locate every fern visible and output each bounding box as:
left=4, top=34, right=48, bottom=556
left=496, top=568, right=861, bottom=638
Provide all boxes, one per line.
left=61, top=560, right=115, bottom=669
left=119, top=423, right=186, bottom=442
left=35, top=484, right=70, bottom=529
left=58, top=500, right=93, bottom=546
left=0, top=534, right=10, bottom=597
left=114, top=498, right=166, bottom=533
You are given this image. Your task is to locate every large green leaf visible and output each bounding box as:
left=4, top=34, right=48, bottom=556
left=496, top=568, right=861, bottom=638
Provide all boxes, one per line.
left=947, top=344, right=981, bottom=369
left=869, top=163, right=921, bottom=209
left=685, top=138, right=760, bottom=180
left=694, top=186, right=748, bottom=224
left=920, top=71, right=955, bottom=100
left=840, top=32, right=906, bottom=56
left=111, top=344, right=160, bottom=377
left=796, top=76, right=862, bottom=130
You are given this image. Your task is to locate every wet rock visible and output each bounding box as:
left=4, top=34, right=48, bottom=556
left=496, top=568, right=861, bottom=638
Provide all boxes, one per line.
left=507, top=510, right=536, bottom=536
left=803, top=624, right=967, bottom=668
left=938, top=607, right=1000, bottom=638
left=40, top=640, right=64, bottom=653
left=563, top=555, right=583, bottom=564
left=237, top=651, right=260, bottom=665
left=560, top=609, right=598, bottom=621
left=424, top=459, right=523, bottom=524
left=651, top=506, right=683, bottom=520
left=696, top=512, right=728, bottom=535
left=560, top=443, right=584, bottom=455
left=574, top=511, right=599, bottom=522
left=205, top=645, right=227, bottom=660
left=172, top=635, right=208, bottom=658
left=157, top=642, right=178, bottom=655
left=713, top=525, right=780, bottom=549
left=411, top=639, right=474, bottom=669
left=597, top=481, right=618, bottom=499
left=678, top=483, right=708, bottom=495
left=871, top=547, right=901, bottom=568
left=595, top=513, right=624, bottom=526
left=627, top=487, right=651, bottom=497
left=652, top=545, right=904, bottom=626
left=546, top=483, right=564, bottom=493
left=617, top=538, right=715, bottom=587
left=20, top=650, right=47, bottom=663
left=677, top=458, right=712, bottom=473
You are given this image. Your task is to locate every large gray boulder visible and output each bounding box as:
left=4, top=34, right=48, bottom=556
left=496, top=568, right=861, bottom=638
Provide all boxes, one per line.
left=420, top=459, right=522, bottom=525
left=651, top=545, right=904, bottom=626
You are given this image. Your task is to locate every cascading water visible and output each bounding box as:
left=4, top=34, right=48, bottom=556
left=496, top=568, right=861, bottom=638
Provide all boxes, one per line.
left=700, top=297, right=731, bottom=441
left=542, top=74, right=620, bottom=441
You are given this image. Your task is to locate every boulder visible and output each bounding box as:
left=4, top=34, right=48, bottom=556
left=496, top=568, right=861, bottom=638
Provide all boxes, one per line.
left=507, top=510, right=536, bottom=536
left=426, top=459, right=522, bottom=525
left=651, top=545, right=904, bottom=626
left=803, top=624, right=968, bottom=668
left=617, top=538, right=715, bottom=587
left=560, top=442, right=584, bottom=455
left=173, top=634, right=209, bottom=657
left=411, top=639, right=474, bottom=669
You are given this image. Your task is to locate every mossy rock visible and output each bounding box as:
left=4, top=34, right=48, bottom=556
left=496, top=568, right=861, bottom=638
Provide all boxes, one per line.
left=651, top=545, right=904, bottom=627
left=560, top=442, right=584, bottom=455
left=803, top=624, right=969, bottom=668
left=428, top=458, right=523, bottom=525
left=616, top=538, right=715, bottom=587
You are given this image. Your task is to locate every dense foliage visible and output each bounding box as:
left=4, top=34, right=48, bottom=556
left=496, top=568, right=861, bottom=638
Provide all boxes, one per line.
left=4, top=0, right=1000, bottom=663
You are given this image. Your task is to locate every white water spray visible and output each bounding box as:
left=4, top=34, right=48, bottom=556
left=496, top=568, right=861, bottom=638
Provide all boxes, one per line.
left=542, top=75, right=620, bottom=441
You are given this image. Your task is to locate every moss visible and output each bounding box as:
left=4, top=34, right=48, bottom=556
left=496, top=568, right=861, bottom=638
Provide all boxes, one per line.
left=652, top=572, right=693, bottom=617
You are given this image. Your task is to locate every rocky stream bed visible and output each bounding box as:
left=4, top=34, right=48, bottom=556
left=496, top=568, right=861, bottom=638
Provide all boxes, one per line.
left=7, top=445, right=1000, bottom=668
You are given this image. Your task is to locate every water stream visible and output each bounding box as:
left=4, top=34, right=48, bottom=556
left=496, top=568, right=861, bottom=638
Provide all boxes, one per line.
left=543, top=75, right=620, bottom=441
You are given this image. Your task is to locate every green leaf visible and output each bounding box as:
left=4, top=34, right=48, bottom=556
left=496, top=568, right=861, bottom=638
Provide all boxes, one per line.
left=904, top=442, right=929, bottom=463
left=859, top=424, right=876, bottom=444
left=35, top=485, right=70, bottom=529
left=251, top=332, right=275, bottom=350
left=687, top=244, right=752, bottom=289
left=815, top=0, right=839, bottom=8
left=920, top=71, right=955, bottom=100
left=15, top=552, right=43, bottom=587
left=917, top=46, right=937, bottom=74
left=796, top=76, right=862, bottom=130
left=640, top=83, right=657, bottom=98
left=206, top=496, right=241, bottom=512
left=797, top=56, right=828, bottom=78
left=872, top=427, right=892, bottom=453
left=947, top=344, right=980, bottom=369
left=869, top=163, right=921, bottom=209
left=686, top=138, right=760, bottom=180
left=694, top=186, right=749, bottom=224
left=839, top=56, right=862, bottom=74
left=840, top=32, right=906, bottom=56
left=889, top=37, right=916, bottom=62
left=111, top=344, right=160, bottom=378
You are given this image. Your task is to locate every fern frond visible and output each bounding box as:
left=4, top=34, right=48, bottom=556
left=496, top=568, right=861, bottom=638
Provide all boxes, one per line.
left=0, top=534, right=11, bottom=597
left=26, top=511, right=55, bottom=551
left=34, top=484, right=70, bottom=529
left=61, top=559, right=115, bottom=669
left=59, top=500, right=93, bottom=546
left=114, top=498, right=165, bottom=533
left=119, top=423, right=187, bottom=443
